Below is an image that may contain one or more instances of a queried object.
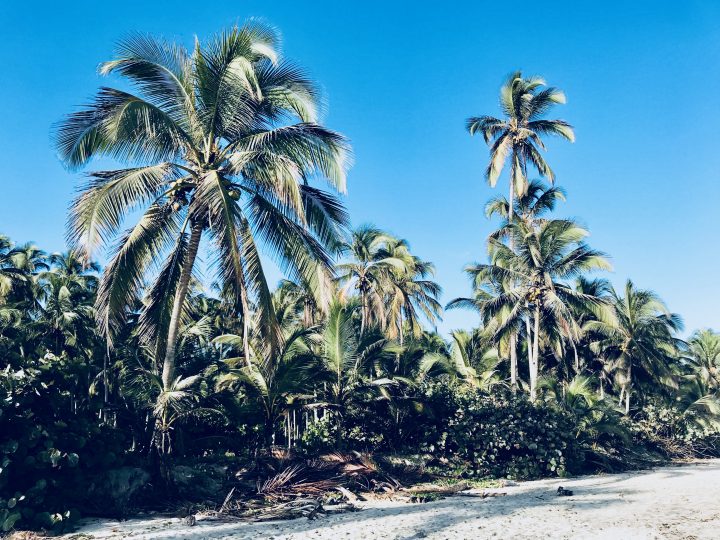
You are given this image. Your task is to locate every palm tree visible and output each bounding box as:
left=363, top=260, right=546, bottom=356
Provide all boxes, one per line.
left=467, top=73, right=574, bottom=391
left=36, top=272, right=96, bottom=355
left=466, top=71, right=574, bottom=215
left=55, top=22, right=350, bottom=400
left=446, top=329, right=503, bottom=391
left=44, top=250, right=100, bottom=298
left=572, top=277, right=614, bottom=393
left=483, top=180, right=567, bottom=386
left=316, top=298, right=394, bottom=445
left=0, top=236, right=29, bottom=299
left=380, top=238, right=442, bottom=343
left=273, top=278, right=323, bottom=328
left=337, top=226, right=407, bottom=334
left=446, top=267, right=519, bottom=388
left=686, top=329, right=720, bottom=391
left=485, top=179, right=566, bottom=241
left=588, top=281, right=683, bottom=414
left=213, top=324, right=319, bottom=447
left=468, top=219, right=611, bottom=401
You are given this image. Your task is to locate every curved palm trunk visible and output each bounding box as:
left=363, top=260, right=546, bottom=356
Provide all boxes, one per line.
left=162, top=221, right=203, bottom=390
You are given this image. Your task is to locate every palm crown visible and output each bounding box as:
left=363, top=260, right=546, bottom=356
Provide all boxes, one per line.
left=55, top=22, right=351, bottom=390
left=467, top=71, right=574, bottom=197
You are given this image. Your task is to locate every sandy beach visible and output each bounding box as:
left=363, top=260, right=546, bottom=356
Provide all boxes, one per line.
left=65, top=460, right=720, bottom=540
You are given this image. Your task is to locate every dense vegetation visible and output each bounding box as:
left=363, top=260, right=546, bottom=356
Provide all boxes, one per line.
left=2, top=21, right=719, bottom=534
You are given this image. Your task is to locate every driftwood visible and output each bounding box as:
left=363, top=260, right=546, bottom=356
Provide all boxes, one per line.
left=455, top=490, right=507, bottom=498
left=210, top=495, right=360, bottom=523
left=401, top=482, right=471, bottom=495
left=400, top=482, right=507, bottom=503
left=336, top=486, right=362, bottom=502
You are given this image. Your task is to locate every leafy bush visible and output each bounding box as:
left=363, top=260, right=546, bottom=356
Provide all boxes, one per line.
left=300, top=408, right=387, bottom=454
left=0, top=356, right=127, bottom=532
left=634, top=403, right=720, bottom=458
left=443, top=392, right=580, bottom=480
left=300, top=416, right=338, bottom=454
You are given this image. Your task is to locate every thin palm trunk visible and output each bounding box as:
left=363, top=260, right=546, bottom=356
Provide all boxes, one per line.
left=507, top=157, right=519, bottom=392
left=162, top=221, right=203, bottom=390
left=524, top=313, right=533, bottom=385
left=624, top=364, right=632, bottom=414
left=624, top=388, right=630, bottom=414
left=360, top=284, right=369, bottom=334
left=240, top=288, right=252, bottom=368
left=530, top=304, right=540, bottom=402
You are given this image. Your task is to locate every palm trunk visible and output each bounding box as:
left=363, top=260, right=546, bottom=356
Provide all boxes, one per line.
left=360, top=288, right=369, bottom=335
left=524, top=314, right=533, bottom=386
left=104, top=347, right=109, bottom=404
left=508, top=168, right=518, bottom=393
left=572, top=341, right=579, bottom=372
left=624, top=389, right=630, bottom=415
left=530, top=304, right=540, bottom=402
left=240, top=287, right=252, bottom=368
left=510, top=335, right=518, bottom=393
left=162, top=221, right=203, bottom=390
left=398, top=312, right=404, bottom=346
left=624, top=365, right=632, bottom=414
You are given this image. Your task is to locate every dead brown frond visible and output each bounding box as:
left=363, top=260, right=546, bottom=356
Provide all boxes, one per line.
left=256, top=464, right=342, bottom=502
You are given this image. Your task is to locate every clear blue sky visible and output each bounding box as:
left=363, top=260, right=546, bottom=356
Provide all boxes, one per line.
left=1, top=1, right=718, bottom=335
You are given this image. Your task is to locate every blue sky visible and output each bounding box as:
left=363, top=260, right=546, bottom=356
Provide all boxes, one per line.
left=1, top=1, right=719, bottom=335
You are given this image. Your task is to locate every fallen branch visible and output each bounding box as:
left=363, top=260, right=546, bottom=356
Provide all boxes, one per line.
left=455, top=490, right=507, bottom=498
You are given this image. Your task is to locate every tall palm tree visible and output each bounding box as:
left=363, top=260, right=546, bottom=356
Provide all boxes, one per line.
left=466, top=71, right=574, bottom=215
left=588, top=281, right=683, bottom=414
left=467, top=73, right=574, bottom=390
left=449, top=182, right=578, bottom=393
left=468, top=219, right=611, bottom=401
left=55, top=22, right=350, bottom=397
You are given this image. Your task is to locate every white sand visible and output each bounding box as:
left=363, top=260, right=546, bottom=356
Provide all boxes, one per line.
left=68, top=460, right=720, bottom=540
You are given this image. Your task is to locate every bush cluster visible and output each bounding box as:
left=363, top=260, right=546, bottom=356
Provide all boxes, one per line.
left=442, top=392, right=579, bottom=479
left=0, top=357, right=126, bottom=533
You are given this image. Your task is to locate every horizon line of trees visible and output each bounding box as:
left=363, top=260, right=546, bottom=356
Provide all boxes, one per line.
left=0, top=18, right=718, bottom=463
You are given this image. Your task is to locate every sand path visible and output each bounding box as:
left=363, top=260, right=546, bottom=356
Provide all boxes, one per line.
left=68, top=460, right=720, bottom=540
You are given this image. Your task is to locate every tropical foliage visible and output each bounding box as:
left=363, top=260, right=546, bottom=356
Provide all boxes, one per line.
left=0, top=24, right=717, bottom=534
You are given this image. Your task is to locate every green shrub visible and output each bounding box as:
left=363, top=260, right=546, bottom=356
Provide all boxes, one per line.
left=443, top=392, right=580, bottom=480
left=0, top=357, right=127, bottom=532
left=300, top=416, right=338, bottom=453
left=634, top=403, right=720, bottom=458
